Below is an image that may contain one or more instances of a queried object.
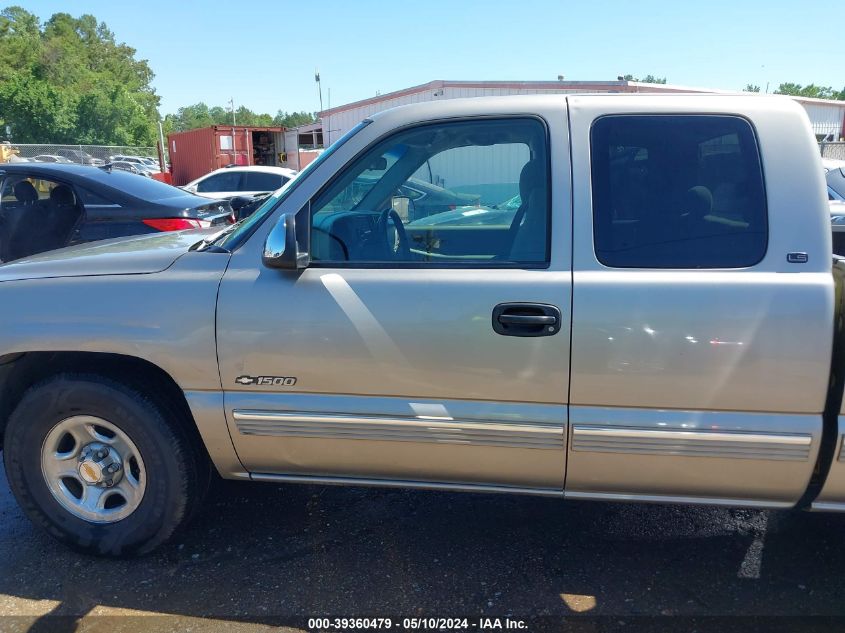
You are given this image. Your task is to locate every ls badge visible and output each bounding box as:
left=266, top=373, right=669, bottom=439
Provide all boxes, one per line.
left=235, top=375, right=297, bottom=387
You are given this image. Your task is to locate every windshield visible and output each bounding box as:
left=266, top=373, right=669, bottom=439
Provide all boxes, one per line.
left=219, top=120, right=371, bottom=250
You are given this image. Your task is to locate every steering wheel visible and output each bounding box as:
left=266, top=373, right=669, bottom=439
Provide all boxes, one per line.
left=377, top=208, right=410, bottom=259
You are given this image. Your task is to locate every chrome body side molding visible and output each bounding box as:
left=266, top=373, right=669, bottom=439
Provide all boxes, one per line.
left=571, top=425, right=812, bottom=461
left=225, top=394, right=566, bottom=489
left=234, top=409, right=564, bottom=450
left=566, top=406, right=821, bottom=504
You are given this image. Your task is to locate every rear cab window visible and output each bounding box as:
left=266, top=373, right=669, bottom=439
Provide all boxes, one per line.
left=590, top=115, right=768, bottom=268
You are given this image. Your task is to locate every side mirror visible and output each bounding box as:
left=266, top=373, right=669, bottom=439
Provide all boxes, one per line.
left=263, top=213, right=310, bottom=270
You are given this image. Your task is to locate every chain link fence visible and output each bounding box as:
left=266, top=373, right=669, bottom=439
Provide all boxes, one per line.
left=7, top=143, right=162, bottom=166
left=7, top=140, right=845, bottom=169
left=821, top=142, right=845, bottom=161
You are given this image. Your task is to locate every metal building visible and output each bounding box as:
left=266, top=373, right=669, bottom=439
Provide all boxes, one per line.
left=316, top=79, right=845, bottom=144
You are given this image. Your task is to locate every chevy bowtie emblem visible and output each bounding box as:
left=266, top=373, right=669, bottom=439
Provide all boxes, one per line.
left=235, top=375, right=297, bottom=387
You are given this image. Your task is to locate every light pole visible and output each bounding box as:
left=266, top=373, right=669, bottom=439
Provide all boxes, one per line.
left=315, top=69, right=323, bottom=112
left=228, top=97, right=237, bottom=165
left=157, top=119, right=167, bottom=172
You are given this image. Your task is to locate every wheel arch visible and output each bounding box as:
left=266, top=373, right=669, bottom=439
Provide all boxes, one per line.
left=0, top=351, right=203, bottom=456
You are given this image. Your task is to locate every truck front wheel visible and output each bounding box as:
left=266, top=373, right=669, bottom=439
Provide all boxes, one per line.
left=3, top=373, right=206, bottom=556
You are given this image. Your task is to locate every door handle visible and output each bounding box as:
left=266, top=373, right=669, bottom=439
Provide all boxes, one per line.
left=497, top=314, right=556, bottom=325
left=492, top=303, right=562, bottom=337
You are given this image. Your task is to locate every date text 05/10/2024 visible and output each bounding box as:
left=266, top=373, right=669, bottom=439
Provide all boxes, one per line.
left=307, top=618, right=528, bottom=630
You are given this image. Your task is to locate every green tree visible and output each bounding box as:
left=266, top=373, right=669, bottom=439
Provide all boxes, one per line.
left=623, top=74, right=667, bottom=84
left=165, top=104, right=317, bottom=132
left=774, top=83, right=841, bottom=100
left=273, top=110, right=317, bottom=128
left=0, top=6, right=160, bottom=144
left=169, top=103, right=214, bottom=131
left=0, top=73, right=77, bottom=141
left=209, top=105, right=229, bottom=123
left=744, top=84, right=761, bottom=93
left=233, top=105, right=273, bottom=127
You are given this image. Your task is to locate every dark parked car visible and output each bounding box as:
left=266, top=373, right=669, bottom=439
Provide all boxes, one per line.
left=328, top=175, right=481, bottom=222
left=32, top=154, right=74, bottom=164
left=408, top=194, right=521, bottom=227
left=399, top=177, right=481, bottom=220
left=110, top=160, right=152, bottom=178
left=0, top=163, right=234, bottom=263
left=55, top=148, right=104, bottom=166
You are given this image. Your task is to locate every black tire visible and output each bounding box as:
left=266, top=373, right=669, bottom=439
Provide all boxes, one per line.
left=3, top=373, right=207, bottom=556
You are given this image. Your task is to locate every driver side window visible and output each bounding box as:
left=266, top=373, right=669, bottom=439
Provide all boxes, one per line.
left=309, top=118, right=549, bottom=266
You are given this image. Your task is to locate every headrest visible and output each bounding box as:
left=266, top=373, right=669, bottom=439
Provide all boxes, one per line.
left=50, top=184, right=75, bottom=206
left=519, top=159, right=544, bottom=201
left=682, top=186, right=713, bottom=219
left=13, top=180, right=38, bottom=203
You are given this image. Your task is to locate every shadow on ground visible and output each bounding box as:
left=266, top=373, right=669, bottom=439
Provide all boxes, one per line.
left=1, top=465, right=844, bottom=626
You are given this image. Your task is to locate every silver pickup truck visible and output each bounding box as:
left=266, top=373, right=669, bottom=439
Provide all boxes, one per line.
left=2, top=94, right=844, bottom=557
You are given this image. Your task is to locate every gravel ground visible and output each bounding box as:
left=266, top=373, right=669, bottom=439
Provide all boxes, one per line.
left=1, top=464, right=845, bottom=632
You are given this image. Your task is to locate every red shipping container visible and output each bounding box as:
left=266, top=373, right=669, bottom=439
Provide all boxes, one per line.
left=167, top=125, right=286, bottom=186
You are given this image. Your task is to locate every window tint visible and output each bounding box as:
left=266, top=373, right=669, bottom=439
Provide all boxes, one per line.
left=310, top=118, right=549, bottom=265
left=197, top=171, right=242, bottom=192
left=591, top=115, right=767, bottom=268
left=244, top=172, right=285, bottom=191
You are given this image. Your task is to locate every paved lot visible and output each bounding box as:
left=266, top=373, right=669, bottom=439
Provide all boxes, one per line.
left=1, top=464, right=845, bottom=631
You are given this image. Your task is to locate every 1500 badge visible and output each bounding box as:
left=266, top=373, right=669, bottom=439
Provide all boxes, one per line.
left=235, top=375, right=297, bottom=387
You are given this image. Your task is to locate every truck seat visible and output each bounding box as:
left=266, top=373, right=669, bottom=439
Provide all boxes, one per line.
left=508, top=159, right=548, bottom=262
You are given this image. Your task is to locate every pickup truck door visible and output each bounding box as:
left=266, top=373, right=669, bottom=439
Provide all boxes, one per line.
left=565, top=97, right=832, bottom=506
left=216, top=106, right=572, bottom=492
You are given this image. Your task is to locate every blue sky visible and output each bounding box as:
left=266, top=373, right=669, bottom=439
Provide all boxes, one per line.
left=20, top=0, right=842, bottom=116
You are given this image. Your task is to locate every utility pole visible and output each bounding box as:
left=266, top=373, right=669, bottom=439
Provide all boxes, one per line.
left=229, top=97, right=237, bottom=165
left=315, top=69, right=323, bottom=112
left=157, top=119, right=167, bottom=172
